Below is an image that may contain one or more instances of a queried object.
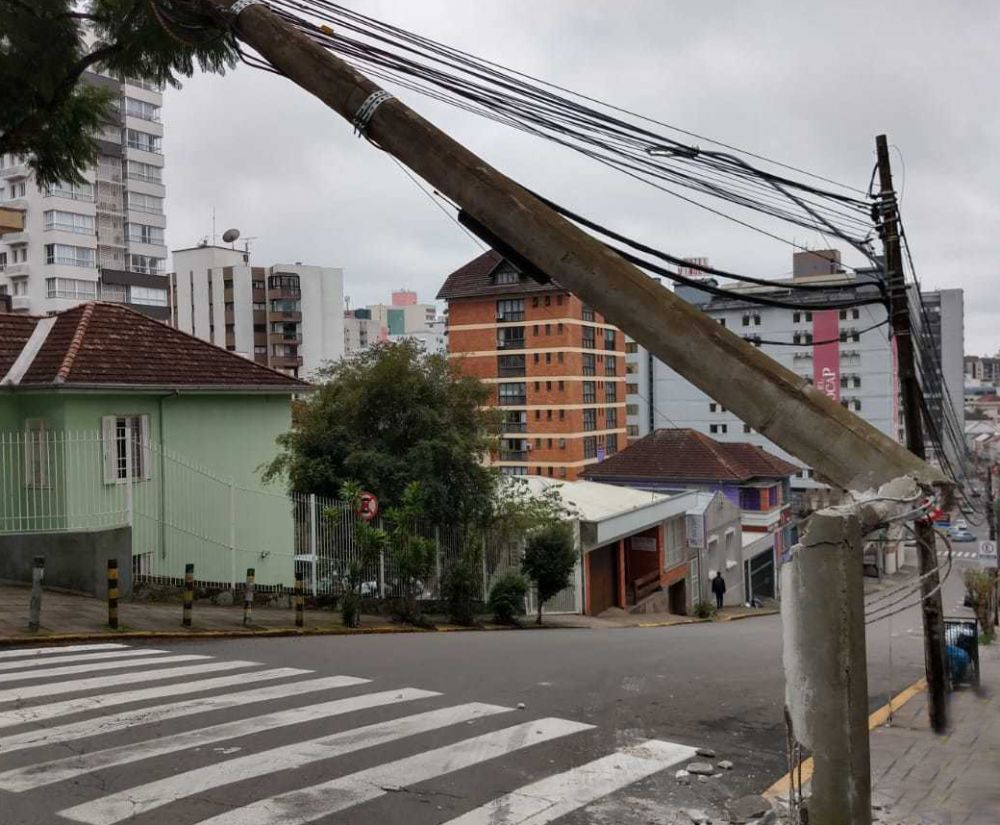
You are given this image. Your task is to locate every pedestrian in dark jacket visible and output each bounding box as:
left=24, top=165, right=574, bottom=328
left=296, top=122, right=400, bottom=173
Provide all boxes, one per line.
left=711, top=571, right=726, bottom=610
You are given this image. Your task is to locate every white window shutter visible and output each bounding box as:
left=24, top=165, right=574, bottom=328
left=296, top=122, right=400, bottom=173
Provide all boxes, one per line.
left=140, top=414, right=152, bottom=480
left=101, top=416, right=116, bottom=484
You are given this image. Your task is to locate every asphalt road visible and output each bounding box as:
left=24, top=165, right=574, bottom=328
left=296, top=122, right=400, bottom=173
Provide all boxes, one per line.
left=0, top=523, right=983, bottom=825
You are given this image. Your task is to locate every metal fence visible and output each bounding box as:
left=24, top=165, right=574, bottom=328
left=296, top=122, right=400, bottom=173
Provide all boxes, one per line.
left=0, top=430, right=580, bottom=612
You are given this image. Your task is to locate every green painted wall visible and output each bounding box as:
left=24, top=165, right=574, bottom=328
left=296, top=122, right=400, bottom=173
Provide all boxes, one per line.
left=1, top=392, right=295, bottom=586
left=387, top=307, right=405, bottom=335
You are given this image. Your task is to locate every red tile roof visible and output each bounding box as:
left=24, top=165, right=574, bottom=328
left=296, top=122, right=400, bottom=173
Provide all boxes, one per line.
left=1, top=303, right=306, bottom=390
left=582, top=428, right=798, bottom=483
left=436, top=250, right=562, bottom=300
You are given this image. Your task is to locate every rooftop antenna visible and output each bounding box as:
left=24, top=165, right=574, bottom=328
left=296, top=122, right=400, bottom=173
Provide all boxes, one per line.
left=212, top=208, right=217, bottom=246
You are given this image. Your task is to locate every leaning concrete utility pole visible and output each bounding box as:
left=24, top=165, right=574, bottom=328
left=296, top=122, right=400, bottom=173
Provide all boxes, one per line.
left=875, top=134, right=949, bottom=733
left=203, top=0, right=945, bottom=496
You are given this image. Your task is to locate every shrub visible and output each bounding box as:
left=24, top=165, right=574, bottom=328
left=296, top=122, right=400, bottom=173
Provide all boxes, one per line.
left=488, top=573, right=528, bottom=625
left=964, top=568, right=997, bottom=644
left=443, top=550, right=481, bottom=626
left=693, top=600, right=717, bottom=619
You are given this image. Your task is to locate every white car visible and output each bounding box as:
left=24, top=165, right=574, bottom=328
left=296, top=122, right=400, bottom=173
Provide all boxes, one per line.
left=954, top=519, right=968, bottom=531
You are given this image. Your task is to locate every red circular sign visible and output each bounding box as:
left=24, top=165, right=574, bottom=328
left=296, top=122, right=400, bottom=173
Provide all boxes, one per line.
left=358, top=492, right=379, bottom=522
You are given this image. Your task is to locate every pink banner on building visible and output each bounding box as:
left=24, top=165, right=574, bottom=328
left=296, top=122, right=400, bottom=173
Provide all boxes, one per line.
left=812, top=310, right=840, bottom=402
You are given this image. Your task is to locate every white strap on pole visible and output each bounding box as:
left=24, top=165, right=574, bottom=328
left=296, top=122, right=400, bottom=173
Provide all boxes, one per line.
left=228, top=0, right=267, bottom=16
left=352, top=90, right=393, bottom=136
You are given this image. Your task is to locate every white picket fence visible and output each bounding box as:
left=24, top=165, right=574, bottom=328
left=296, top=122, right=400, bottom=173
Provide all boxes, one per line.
left=0, top=430, right=580, bottom=612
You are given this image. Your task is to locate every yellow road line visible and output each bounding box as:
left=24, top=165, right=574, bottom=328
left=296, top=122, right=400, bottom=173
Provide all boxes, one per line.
left=763, top=677, right=928, bottom=801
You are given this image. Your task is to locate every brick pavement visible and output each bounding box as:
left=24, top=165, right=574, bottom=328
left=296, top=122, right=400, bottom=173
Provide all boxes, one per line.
left=870, top=641, right=1000, bottom=824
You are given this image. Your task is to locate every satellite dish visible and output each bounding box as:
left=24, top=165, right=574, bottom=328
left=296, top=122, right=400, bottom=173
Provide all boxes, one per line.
left=222, top=228, right=240, bottom=243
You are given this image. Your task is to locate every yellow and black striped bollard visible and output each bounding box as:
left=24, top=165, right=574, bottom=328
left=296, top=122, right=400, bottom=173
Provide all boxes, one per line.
left=295, top=577, right=304, bottom=628
left=182, top=563, right=194, bottom=628
left=107, top=559, right=119, bottom=630
left=243, top=568, right=255, bottom=626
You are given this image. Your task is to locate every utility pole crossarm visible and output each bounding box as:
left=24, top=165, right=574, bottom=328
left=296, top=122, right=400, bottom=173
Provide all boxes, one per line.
left=207, top=0, right=946, bottom=494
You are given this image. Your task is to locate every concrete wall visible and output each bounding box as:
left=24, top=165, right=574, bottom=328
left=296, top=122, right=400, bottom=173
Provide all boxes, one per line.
left=0, top=525, right=131, bottom=597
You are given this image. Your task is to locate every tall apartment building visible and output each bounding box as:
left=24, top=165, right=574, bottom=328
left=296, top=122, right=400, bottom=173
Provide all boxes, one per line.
left=438, top=250, right=626, bottom=479
left=343, top=307, right=385, bottom=356
left=367, top=289, right=438, bottom=336
left=0, top=72, right=169, bottom=317
left=913, top=288, right=965, bottom=474
left=169, top=244, right=344, bottom=379
left=626, top=250, right=897, bottom=509
left=965, top=353, right=1000, bottom=386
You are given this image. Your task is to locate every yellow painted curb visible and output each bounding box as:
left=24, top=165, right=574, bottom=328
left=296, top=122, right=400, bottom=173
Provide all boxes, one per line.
left=762, top=677, right=928, bottom=801
left=717, top=609, right=781, bottom=622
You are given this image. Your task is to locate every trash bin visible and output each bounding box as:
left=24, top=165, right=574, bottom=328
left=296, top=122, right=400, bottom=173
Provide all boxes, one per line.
left=943, top=617, right=980, bottom=688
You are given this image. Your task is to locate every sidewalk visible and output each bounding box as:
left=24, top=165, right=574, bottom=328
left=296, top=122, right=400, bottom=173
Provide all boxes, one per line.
left=0, top=583, right=781, bottom=641
left=869, top=640, right=1000, bottom=824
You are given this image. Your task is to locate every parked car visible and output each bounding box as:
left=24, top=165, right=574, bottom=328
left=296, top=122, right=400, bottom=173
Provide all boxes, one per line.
left=955, top=519, right=969, bottom=530
left=949, top=528, right=976, bottom=542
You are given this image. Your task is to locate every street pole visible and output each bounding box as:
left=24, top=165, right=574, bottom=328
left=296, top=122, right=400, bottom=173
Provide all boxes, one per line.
left=201, top=0, right=945, bottom=497
left=875, top=134, right=948, bottom=733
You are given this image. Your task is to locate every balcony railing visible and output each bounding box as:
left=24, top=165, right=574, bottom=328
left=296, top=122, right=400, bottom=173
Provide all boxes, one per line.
left=498, top=395, right=527, bottom=407
left=499, top=450, right=528, bottom=461
left=496, top=310, right=524, bottom=322
left=502, top=420, right=527, bottom=433
left=496, top=337, right=525, bottom=350
left=498, top=364, right=526, bottom=378
left=581, top=338, right=596, bottom=349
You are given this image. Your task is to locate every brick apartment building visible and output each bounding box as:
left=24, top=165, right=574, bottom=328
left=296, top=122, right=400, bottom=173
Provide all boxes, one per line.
left=438, top=250, right=627, bottom=479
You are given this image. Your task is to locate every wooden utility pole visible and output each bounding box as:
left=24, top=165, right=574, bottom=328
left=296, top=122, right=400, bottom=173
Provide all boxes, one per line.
left=203, top=0, right=945, bottom=497
left=875, top=134, right=948, bottom=733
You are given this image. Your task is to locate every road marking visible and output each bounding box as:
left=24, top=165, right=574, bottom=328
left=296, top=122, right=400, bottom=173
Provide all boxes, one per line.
left=187, top=717, right=595, bottom=825
left=0, top=644, right=128, bottom=661
left=0, top=659, right=259, bottom=703
left=0, top=653, right=209, bottom=685
left=0, top=687, right=440, bottom=791
left=441, top=739, right=698, bottom=825
left=0, top=648, right=169, bottom=674
left=59, top=702, right=515, bottom=824
left=0, top=672, right=365, bottom=753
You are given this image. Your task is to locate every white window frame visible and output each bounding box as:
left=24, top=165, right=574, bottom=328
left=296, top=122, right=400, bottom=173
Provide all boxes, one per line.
left=24, top=419, right=50, bottom=489
left=102, top=415, right=152, bottom=484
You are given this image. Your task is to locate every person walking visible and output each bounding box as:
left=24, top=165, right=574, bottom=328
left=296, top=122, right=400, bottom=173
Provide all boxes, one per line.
left=711, top=571, right=726, bottom=610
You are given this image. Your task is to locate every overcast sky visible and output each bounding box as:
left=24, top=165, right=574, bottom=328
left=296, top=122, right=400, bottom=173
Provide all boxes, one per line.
left=164, top=0, right=1000, bottom=354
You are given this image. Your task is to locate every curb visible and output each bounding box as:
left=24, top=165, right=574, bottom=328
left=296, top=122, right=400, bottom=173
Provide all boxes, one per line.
left=762, top=676, right=928, bottom=801
left=716, top=608, right=781, bottom=623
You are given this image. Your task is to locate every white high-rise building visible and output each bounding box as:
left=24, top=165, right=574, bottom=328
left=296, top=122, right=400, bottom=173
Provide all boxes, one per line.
left=170, top=244, right=344, bottom=380
left=626, top=251, right=898, bottom=511
left=0, top=71, right=169, bottom=317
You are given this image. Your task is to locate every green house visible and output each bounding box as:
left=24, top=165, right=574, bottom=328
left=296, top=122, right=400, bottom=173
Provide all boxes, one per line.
left=0, top=302, right=306, bottom=587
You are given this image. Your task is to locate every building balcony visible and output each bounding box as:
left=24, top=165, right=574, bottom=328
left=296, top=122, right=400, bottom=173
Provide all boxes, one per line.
left=270, top=355, right=304, bottom=368
left=498, top=365, right=526, bottom=378
left=268, top=333, right=303, bottom=344
left=0, top=206, right=24, bottom=235
left=269, top=286, right=301, bottom=300
left=3, top=263, right=29, bottom=278
left=496, top=337, right=525, bottom=350
left=2, top=230, right=28, bottom=245
left=270, top=310, right=302, bottom=322
left=499, top=450, right=528, bottom=461
left=0, top=162, right=29, bottom=179
left=498, top=396, right=527, bottom=407
left=10, top=295, right=31, bottom=312
left=501, top=420, right=528, bottom=433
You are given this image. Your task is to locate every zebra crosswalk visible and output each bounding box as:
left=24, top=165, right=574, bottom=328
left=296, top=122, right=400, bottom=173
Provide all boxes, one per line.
left=939, top=549, right=980, bottom=560
left=0, top=642, right=700, bottom=825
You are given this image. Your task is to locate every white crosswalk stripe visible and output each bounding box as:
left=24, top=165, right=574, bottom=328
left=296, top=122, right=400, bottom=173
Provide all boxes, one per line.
left=0, top=653, right=209, bottom=686
left=188, top=717, right=595, bottom=825
left=59, top=702, right=516, bottom=824
left=0, top=643, right=128, bottom=661
left=440, top=740, right=698, bottom=825
left=0, top=667, right=310, bottom=730
left=0, top=658, right=260, bottom=703
left=4, top=644, right=703, bottom=825
left=0, top=673, right=364, bottom=754
left=0, top=647, right=169, bottom=675
left=0, top=687, right=439, bottom=791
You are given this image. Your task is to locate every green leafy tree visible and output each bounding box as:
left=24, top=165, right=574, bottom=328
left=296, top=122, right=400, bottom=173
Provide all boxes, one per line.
left=265, top=340, right=501, bottom=528
left=964, top=568, right=997, bottom=644
left=0, top=0, right=236, bottom=187
left=333, top=481, right=387, bottom=628
left=521, top=521, right=577, bottom=625
left=383, top=481, right=436, bottom=625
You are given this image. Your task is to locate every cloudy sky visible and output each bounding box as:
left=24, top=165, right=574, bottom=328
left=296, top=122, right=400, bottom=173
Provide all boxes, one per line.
left=165, top=0, right=1000, bottom=354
